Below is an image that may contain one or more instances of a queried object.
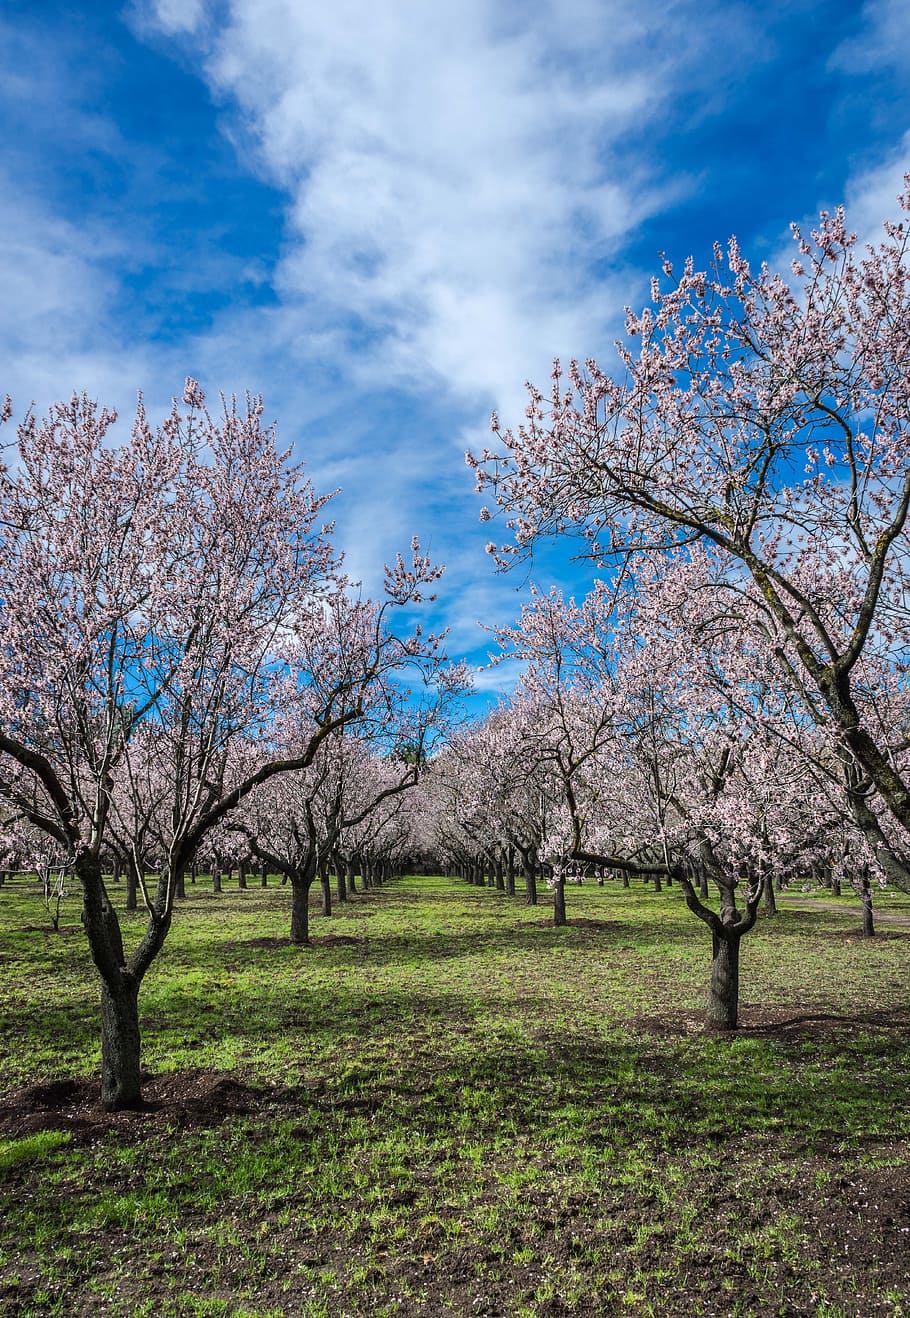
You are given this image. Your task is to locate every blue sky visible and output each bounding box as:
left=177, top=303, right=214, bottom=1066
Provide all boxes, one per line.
left=2, top=0, right=909, bottom=704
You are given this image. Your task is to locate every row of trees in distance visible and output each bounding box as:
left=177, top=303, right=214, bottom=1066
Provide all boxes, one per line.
left=3, top=187, right=909, bottom=1101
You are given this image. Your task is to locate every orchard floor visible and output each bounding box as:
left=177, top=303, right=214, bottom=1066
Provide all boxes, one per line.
left=1, top=875, right=910, bottom=1318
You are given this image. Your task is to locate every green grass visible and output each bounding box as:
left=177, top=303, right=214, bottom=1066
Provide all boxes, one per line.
left=0, top=1131, right=70, bottom=1174
left=1, top=871, right=909, bottom=1316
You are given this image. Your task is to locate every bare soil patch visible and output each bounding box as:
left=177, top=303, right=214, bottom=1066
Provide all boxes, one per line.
left=797, top=1161, right=910, bottom=1286
left=633, top=1004, right=910, bottom=1042
left=782, top=898, right=910, bottom=928
left=0, top=1069, right=255, bottom=1138
left=20, top=924, right=83, bottom=935
left=824, top=928, right=910, bottom=941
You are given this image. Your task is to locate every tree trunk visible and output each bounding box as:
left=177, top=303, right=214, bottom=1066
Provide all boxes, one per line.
left=677, top=870, right=757, bottom=1035
left=861, top=873, right=875, bottom=937
left=238, top=861, right=247, bottom=890
left=175, top=866, right=186, bottom=900
left=707, top=926, right=742, bottom=1030
left=553, top=873, right=566, bottom=926
left=100, top=977, right=143, bottom=1110
left=290, top=880, right=310, bottom=944
left=78, top=852, right=145, bottom=1110
left=347, top=856, right=357, bottom=894
left=505, top=850, right=516, bottom=897
left=261, top=863, right=268, bottom=888
left=335, top=855, right=347, bottom=904
left=761, top=864, right=776, bottom=916
left=125, top=859, right=138, bottom=912
left=719, top=881, right=739, bottom=925
left=525, top=860, right=538, bottom=906
left=212, top=865, right=222, bottom=894
left=320, top=864, right=332, bottom=917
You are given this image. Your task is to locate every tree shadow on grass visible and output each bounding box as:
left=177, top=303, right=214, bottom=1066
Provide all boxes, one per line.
left=5, top=1006, right=910, bottom=1170
left=195, top=903, right=906, bottom=969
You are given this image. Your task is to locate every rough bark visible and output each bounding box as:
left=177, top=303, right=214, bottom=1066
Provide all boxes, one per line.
left=78, top=852, right=148, bottom=1109
left=125, top=859, right=138, bottom=912
left=707, top=927, right=742, bottom=1030
left=290, top=879, right=311, bottom=944
left=100, top=978, right=142, bottom=1110
left=553, top=873, right=567, bottom=926
left=335, top=853, right=347, bottom=904
left=678, top=871, right=760, bottom=1032
left=861, top=872, right=875, bottom=938
left=842, top=753, right=910, bottom=893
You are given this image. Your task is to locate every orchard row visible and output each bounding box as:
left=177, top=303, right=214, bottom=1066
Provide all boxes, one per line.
left=3, top=187, right=910, bottom=1107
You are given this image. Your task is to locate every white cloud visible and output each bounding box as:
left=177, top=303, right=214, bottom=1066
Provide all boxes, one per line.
left=14, top=0, right=910, bottom=688
left=758, top=125, right=910, bottom=306
left=768, top=130, right=910, bottom=282
left=830, top=0, right=910, bottom=74
left=125, top=0, right=712, bottom=622
left=0, top=181, right=158, bottom=414
left=842, top=131, right=910, bottom=245
left=140, top=0, right=207, bottom=36
left=161, top=0, right=679, bottom=412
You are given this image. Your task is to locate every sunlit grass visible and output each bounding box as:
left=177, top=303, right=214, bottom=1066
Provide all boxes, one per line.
left=1, top=871, right=909, bottom=1315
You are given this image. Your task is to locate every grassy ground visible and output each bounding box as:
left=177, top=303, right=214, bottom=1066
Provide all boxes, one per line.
left=1, top=872, right=909, bottom=1317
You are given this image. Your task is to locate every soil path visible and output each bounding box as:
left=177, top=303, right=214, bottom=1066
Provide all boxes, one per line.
left=779, top=896, right=910, bottom=927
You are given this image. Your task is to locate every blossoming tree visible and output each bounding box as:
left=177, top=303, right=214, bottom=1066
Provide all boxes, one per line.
left=470, top=189, right=910, bottom=895
left=0, top=383, right=445, bottom=1108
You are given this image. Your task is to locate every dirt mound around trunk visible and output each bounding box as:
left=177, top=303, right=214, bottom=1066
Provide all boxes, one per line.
left=0, top=1069, right=255, bottom=1138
